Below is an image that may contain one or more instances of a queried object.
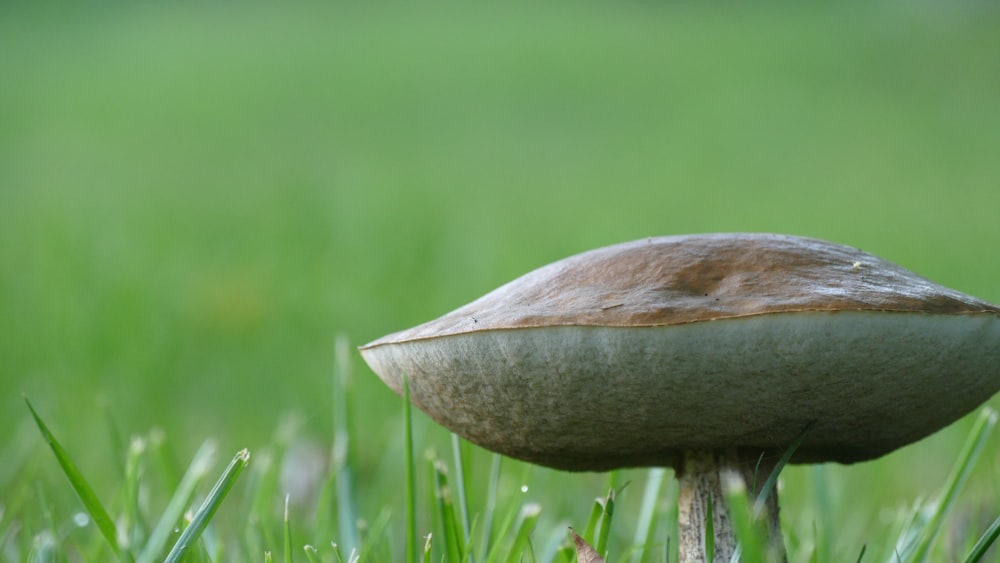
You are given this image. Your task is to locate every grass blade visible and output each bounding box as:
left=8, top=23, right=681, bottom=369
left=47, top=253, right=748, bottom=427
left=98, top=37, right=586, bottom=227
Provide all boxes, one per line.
left=403, top=372, right=418, bottom=563
left=485, top=500, right=524, bottom=563
left=431, top=455, right=462, bottom=563
left=103, top=405, right=127, bottom=480
left=595, top=489, right=615, bottom=558
left=811, top=464, right=832, bottom=563
left=905, top=408, right=997, bottom=562
left=422, top=533, right=433, bottom=563
left=356, top=508, right=391, bottom=561
left=723, top=472, right=764, bottom=563
left=752, top=420, right=814, bottom=518
left=284, top=494, right=293, bottom=563
left=451, top=433, right=472, bottom=560
left=634, top=468, right=666, bottom=562
left=961, top=512, right=1000, bottom=563
left=582, top=497, right=603, bottom=545
left=163, top=448, right=251, bottom=563
left=479, top=453, right=503, bottom=562
left=24, top=396, right=129, bottom=562
left=721, top=422, right=813, bottom=563
left=137, top=440, right=217, bottom=563
left=243, top=448, right=280, bottom=554
left=120, top=436, right=147, bottom=553
left=504, top=503, right=542, bottom=563
left=313, top=458, right=337, bottom=549
left=333, top=335, right=360, bottom=553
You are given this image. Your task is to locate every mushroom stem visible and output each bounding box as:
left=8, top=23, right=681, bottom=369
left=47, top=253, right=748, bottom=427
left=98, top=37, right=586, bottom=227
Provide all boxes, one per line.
left=676, top=449, right=786, bottom=563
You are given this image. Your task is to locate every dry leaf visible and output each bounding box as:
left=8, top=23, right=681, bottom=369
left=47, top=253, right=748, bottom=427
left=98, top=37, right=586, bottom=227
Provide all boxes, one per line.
left=570, top=528, right=606, bottom=563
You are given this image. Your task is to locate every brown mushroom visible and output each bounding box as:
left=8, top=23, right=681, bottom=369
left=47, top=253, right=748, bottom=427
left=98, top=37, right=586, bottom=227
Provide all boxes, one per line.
left=360, top=233, right=1000, bottom=562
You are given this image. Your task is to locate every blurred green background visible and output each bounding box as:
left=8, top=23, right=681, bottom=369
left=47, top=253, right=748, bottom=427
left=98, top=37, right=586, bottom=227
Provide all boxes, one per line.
left=2, top=0, right=999, bottom=557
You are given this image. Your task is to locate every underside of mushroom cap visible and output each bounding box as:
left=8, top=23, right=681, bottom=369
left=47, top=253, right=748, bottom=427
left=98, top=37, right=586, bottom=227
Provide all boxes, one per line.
left=361, top=234, right=1000, bottom=471
left=363, top=312, right=1000, bottom=470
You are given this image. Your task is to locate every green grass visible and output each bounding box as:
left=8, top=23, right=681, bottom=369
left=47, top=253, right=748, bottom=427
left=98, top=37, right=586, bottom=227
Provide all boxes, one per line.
left=17, top=380, right=1000, bottom=562
left=3, top=1, right=1000, bottom=561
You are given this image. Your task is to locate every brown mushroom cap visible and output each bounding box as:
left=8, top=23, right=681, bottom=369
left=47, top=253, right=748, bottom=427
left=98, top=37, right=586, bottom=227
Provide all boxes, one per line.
left=360, top=234, right=1000, bottom=471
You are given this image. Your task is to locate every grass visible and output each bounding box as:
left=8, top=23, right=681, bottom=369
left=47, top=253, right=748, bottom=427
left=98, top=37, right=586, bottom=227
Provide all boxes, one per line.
left=2, top=1, right=1000, bottom=561
left=16, top=372, right=1000, bottom=562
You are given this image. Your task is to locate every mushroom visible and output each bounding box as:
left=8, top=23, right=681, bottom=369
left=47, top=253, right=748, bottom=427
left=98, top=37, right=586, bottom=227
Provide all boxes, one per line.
left=359, top=233, right=1000, bottom=562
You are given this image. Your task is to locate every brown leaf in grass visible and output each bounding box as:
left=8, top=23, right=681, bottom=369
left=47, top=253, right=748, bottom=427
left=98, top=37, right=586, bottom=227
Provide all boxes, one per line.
left=570, top=527, right=606, bottom=563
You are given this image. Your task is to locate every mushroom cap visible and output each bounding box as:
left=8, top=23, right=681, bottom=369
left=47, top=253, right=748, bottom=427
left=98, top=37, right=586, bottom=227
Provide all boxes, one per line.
left=360, top=234, right=1000, bottom=471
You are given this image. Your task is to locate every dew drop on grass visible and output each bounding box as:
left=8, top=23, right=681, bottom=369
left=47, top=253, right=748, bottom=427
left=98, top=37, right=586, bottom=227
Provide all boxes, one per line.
left=521, top=485, right=528, bottom=493
left=73, top=512, right=89, bottom=527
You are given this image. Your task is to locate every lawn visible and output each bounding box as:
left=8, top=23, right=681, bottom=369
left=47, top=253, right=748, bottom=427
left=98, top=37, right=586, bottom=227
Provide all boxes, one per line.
left=2, top=1, right=1000, bottom=561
